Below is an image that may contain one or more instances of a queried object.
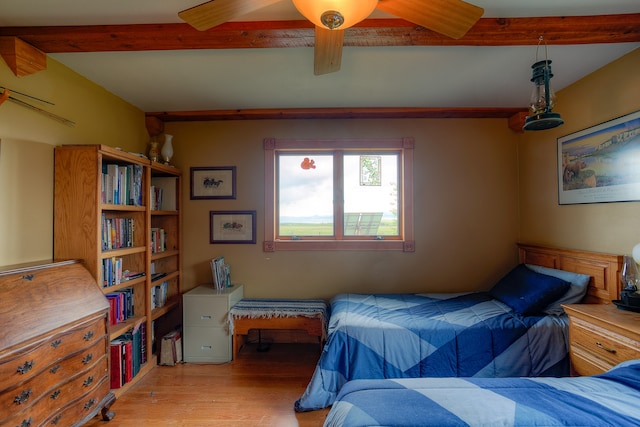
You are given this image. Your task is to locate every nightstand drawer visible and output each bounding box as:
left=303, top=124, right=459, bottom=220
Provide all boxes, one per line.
left=570, top=316, right=640, bottom=374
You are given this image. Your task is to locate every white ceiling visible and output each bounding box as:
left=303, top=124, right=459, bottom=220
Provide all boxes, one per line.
left=1, top=0, right=639, bottom=113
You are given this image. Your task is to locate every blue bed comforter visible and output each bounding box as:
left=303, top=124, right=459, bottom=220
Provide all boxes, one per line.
left=295, top=292, right=569, bottom=411
left=323, top=360, right=640, bottom=426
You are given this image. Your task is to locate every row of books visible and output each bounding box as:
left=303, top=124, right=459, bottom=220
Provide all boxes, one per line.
left=110, top=321, right=147, bottom=389
left=151, top=281, right=168, bottom=310
left=150, top=227, right=167, bottom=254
left=101, top=163, right=143, bottom=206
left=102, top=257, right=146, bottom=288
left=106, top=288, right=134, bottom=326
left=102, top=215, right=135, bottom=251
left=150, top=185, right=165, bottom=211
left=210, top=256, right=231, bottom=290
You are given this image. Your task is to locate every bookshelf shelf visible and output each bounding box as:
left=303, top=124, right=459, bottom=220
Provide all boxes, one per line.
left=151, top=249, right=180, bottom=261
left=109, top=315, right=147, bottom=339
left=102, top=204, right=147, bottom=212
left=101, top=246, right=147, bottom=258
left=152, top=298, right=179, bottom=321
left=54, top=144, right=182, bottom=396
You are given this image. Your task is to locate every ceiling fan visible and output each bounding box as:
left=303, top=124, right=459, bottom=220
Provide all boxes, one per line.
left=179, top=0, right=484, bottom=75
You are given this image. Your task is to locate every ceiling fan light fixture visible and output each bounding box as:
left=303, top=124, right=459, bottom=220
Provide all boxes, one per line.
left=292, top=0, right=378, bottom=30
left=321, top=10, right=345, bottom=30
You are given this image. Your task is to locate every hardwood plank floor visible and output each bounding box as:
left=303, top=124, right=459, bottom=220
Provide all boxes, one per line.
left=85, top=343, right=329, bottom=426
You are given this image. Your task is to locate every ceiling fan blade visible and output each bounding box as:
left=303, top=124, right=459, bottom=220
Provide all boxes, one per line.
left=376, top=0, right=483, bottom=39
left=179, top=0, right=282, bottom=31
left=314, top=27, right=344, bottom=75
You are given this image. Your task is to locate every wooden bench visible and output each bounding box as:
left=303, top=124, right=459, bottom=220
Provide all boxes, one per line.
left=230, top=299, right=328, bottom=359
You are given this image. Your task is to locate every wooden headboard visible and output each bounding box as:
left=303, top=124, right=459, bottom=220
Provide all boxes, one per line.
left=517, top=243, right=623, bottom=305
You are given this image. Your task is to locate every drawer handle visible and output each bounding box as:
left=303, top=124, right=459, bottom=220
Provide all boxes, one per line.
left=50, top=364, right=60, bottom=374
left=51, top=414, right=62, bottom=425
left=201, top=315, right=212, bottom=320
left=83, top=330, right=95, bottom=341
left=596, top=341, right=617, bottom=354
left=18, top=417, right=32, bottom=427
left=84, top=375, right=94, bottom=387
left=51, top=339, right=62, bottom=348
left=16, top=360, right=34, bottom=374
left=82, top=353, right=93, bottom=364
left=22, top=274, right=34, bottom=281
left=50, top=389, right=61, bottom=400
left=84, top=398, right=97, bottom=410
left=14, top=389, right=32, bottom=405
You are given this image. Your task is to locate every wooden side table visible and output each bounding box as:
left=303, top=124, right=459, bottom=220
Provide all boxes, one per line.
left=563, top=303, right=640, bottom=376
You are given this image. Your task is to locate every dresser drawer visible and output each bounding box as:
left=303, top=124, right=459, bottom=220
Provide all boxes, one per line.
left=0, top=337, right=107, bottom=418
left=2, top=355, right=108, bottom=426
left=44, top=376, right=113, bottom=427
left=569, top=316, right=640, bottom=375
left=0, top=315, right=107, bottom=392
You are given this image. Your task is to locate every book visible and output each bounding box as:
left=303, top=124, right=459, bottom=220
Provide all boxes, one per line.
left=210, top=257, right=231, bottom=289
left=109, top=340, right=124, bottom=388
left=151, top=177, right=177, bottom=211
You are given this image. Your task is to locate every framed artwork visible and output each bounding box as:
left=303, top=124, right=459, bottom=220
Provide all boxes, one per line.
left=190, top=166, right=236, bottom=199
left=210, top=210, right=256, bottom=244
left=558, top=110, right=640, bottom=205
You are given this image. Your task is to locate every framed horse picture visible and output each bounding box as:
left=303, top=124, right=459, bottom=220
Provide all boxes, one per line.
left=190, top=166, right=236, bottom=200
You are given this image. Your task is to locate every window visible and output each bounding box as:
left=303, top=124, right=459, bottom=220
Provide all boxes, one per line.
left=264, top=138, right=414, bottom=251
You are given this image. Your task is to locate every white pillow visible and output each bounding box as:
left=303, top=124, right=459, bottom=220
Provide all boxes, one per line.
left=525, top=264, right=591, bottom=315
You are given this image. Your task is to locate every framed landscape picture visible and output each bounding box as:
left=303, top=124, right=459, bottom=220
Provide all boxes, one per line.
left=558, top=110, right=640, bottom=205
left=190, top=166, right=236, bottom=199
left=210, top=210, right=256, bottom=244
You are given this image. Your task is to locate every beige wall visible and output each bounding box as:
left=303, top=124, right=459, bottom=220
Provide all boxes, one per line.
left=2, top=48, right=638, bottom=299
left=518, top=48, right=640, bottom=256
left=0, top=57, right=149, bottom=266
left=166, top=118, right=519, bottom=299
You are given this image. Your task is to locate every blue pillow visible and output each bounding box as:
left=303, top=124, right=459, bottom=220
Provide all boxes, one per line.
left=489, top=264, right=571, bottom=315
left=525, top=264, right=591, bottom=315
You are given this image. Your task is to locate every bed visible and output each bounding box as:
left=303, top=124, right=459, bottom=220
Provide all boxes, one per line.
left=295, top=244, right=622, bottom=412
left=323, top=359, right=640, bottom=426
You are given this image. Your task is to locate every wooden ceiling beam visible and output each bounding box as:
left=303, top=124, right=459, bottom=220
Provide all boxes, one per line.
left=0, top=36, right=46, bottom=76
left=146, top=106, right=528, bottom=121
left=0, top=14, right=638, bottom=53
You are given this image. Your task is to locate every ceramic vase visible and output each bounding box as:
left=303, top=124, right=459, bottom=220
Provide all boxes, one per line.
left=148, top=139, right=160, bottom=162
left=161, top=134, right=174, bottom=165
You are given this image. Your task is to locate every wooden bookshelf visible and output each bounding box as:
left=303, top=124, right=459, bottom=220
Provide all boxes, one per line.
left=54, top=144, right=182, bottom=397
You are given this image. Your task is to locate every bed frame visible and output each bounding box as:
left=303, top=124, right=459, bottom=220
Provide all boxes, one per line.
left=517, top=243, right=623, bottom=305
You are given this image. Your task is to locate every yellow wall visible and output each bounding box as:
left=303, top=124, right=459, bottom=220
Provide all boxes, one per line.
left=518, top=48, right=640, bottom=255
left=166, top=119, right=519, bottom=298
left=0, top=57, right=149, bottom=265
left=2, top=48, right=638, bottom=299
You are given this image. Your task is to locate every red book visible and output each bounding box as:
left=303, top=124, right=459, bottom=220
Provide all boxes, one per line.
left=109, top=342, right=123, bottom=389
left=123, top=339, right=133, bottom=384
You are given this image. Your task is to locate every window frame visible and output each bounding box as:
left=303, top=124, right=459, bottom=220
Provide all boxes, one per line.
left=264, top=137, right=414, bottom=252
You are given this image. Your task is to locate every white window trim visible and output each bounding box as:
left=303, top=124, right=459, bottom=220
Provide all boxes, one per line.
left=263, top=137, right=414, bottom=252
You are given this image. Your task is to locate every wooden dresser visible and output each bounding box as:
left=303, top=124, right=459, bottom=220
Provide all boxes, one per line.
left=563, top=303, right=640, bottom=376
left=0, top=260, right=115, bottom=426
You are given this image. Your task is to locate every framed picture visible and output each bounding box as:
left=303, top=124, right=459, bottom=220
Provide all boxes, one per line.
left=190, top=167, right=236, bottom=199
left=210, top=210, right=256, bottom=244
left=558, top=110, right=640, bottom=205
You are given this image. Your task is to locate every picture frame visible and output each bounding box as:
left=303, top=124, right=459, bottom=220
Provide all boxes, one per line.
left=190, top=166, right=236, bottom=200
left=558, top=110, right=640, bottom=205
left=210, top=210, right=256, bottom=244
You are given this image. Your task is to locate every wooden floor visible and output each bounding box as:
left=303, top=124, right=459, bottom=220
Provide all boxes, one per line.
left=85, top=343, right=330, bottom=427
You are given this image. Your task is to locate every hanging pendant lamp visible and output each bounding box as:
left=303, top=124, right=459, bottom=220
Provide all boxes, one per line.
left=523, top=36, right=564, bottom=131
